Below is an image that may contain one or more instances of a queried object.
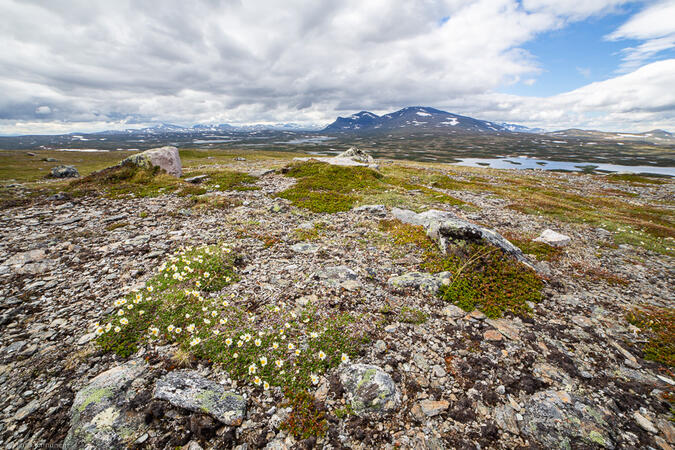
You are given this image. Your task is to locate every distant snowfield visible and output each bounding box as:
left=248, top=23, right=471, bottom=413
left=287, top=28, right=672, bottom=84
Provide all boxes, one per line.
left=416, top=111, right=432, bottom=117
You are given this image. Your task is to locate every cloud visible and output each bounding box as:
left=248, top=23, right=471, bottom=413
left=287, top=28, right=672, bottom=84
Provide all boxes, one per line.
left=0, top=0, right=672, bottom=134
left=606, top=0, right=675, bottom=70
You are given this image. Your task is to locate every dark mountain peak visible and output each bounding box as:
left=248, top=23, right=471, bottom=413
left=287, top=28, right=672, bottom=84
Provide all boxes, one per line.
left=323, top=106, right=508, bottom=133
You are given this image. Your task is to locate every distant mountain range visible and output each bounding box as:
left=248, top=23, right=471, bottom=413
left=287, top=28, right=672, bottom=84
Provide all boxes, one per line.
left=322, top=106, right=545, bottom=134
left=547, top=128, right=674, bottom=144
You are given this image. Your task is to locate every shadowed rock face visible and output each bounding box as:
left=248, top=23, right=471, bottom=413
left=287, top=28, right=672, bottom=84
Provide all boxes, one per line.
left=153, top=370, right=246, bottom=426
left=121, top=146, right=182, bottom=177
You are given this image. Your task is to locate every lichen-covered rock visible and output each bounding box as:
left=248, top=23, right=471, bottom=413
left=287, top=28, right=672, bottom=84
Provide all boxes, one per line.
left=153, top=370, right=246, bottom=425
left=519, top=390, right=614, bottom=449
left=392, top=208, right=530, bottom=266
left=63, top=360, right=148, bottom=450
left=387, top=271, right=451, bottom=294
left=50, top=165, right=79, bottom=178
left=120, top=146, right=182, bottom=177
left=290, top=243, right=320, bottom=254
left=293, top=146, right=378, bottom=169
left=339, top=363, right=400, bottom=416
left=534, top=229, right=571, bottom=247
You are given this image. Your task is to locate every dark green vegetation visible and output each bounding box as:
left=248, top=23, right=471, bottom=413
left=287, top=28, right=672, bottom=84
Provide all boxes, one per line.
left=280, top=390, right=328, bottom=439
left=626, top=307, right=674, bottom=367
left=277, top=160, right=464, bottom=213
left=378, top=219, right=543, bottom=318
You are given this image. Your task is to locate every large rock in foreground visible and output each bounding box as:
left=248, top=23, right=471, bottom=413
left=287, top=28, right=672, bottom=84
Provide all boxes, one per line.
left=63, top=361, right=148, bottom=450
left=392, top=208, right=531, bottom=266
left=339, top=364, right=400, bottom=416
left=121, top=146, right=182, bottom=177
left=153, top=370, right=246, bottom=425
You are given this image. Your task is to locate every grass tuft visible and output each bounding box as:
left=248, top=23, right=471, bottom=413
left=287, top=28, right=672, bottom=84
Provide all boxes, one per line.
left=626, top=306, right=674, bottom=367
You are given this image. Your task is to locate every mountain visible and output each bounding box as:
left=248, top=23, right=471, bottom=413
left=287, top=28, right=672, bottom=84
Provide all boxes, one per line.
left=499, top=123, right=545, bottom=134
left=323, top=106, right=511, bottom=133
left=548, top=128, right=675, bottom=145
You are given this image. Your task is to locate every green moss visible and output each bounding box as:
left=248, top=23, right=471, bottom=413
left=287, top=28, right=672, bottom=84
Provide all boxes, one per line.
left=78, top=387, right=113, bottom=412
left=398, top=306, right=428, bottom=324
left=626, top=306, right=674, bottom=366
left=606, top=173, right=669, bottom=185
left=105, top=221, right=129, bottom=232
left=277, top=161, right=465, bottom=213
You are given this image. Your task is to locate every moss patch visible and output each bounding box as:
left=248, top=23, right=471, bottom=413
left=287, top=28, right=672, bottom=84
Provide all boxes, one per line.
left=626, top=306, right=674, bottom=367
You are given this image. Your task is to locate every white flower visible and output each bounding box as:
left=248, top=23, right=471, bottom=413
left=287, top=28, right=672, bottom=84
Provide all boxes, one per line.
left=117, top=309, right=125, bottom=316
left=287, top=343, right=294, bottom=350
left=187, top=323, right=196, bottom=333
left=318, top=351, right=326, bottom=360
left=295, top=349, right=301, bottom=356
left=225, top=338, right=233, bottom=346
left=147, top=286, right=154, bottom=292
left=95, top=327, right=105, bottom=336
left=259, top=356, right=268, bottom=367
left=222, top=300, right=230, bottom=307
left=203, top=318, right=211, bottom=325
left=120, top=318, right=129, bottom=325
left=311, top=374, right=319, bottom=385
left=275, top=359, right=283, bottom=368
left=190, top=337, right=201, bottom=347
left=114, top=326, right=121, bottom=333
left=253, top=376, right=262, bottom=386
left=127, top=304, right=133, bottom=310
left=105, top=323, right=112, bottom=332
left=211, top=311, right=218, bottom=317
left=167, top=325, right=175, bottom=332
left=237, top=340, right=243, bottom=347
left=149, top=327, right=159, bottom=337
left=254, top=339, right=261, bottom=347
left=213, top=329, right=220, bottom=335
left=341, top=353, right=349, bottom=363
left=220, top=318, right=228, bottom=325
left=310, top=332, right=318, bottom=339
left=204, top=272, right=210, bottom=278
left=174, top=327, right=182, bottom=334
left=263, top=381, right=270, bottom=390
left=272, top=342, right=279, bottom=350
left=248, top=364, right=257, bottom=375
left=233, top=352, right=238, bottom=358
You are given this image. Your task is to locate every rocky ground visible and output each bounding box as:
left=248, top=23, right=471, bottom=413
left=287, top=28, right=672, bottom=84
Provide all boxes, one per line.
left=0, top=155, right=673, bottom=449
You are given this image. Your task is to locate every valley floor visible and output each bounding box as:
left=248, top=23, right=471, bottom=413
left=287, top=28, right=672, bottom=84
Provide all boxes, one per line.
left=0, top=153, right=673, bottom=449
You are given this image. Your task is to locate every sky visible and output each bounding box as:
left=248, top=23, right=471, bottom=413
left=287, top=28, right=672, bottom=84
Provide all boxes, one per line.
left=0, top=0, right=674, bottom=135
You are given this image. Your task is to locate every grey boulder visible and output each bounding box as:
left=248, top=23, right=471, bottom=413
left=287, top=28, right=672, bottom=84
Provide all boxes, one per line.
left=63, top=361, right=148, bottom=450
left=153, top=370, right=246, bottom=425
left=519, top=390, right=614, bottom=449
left=50, top=165, right=79, bottom=178
left=339, top=363, right=400, bottom=416
left=120, top=146, right=182, bottom=177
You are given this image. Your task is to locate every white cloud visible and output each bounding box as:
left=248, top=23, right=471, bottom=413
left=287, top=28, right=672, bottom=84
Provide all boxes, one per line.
left=606, top=0, right=675, bottom=70
left=0, top=0, right=672, bottom=134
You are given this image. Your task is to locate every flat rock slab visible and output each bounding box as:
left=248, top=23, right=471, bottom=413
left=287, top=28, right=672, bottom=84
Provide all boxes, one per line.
left=290, top=243, right=320, bottom=254
left=153, top=370, right=246, bottom=426
left=534, top=229, right=571, bottom=247
left=64, top=360, right=148, bottom=450
left=387, top=271, right=451, bottom=294
left=339, top=363, right=400, bottom=416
